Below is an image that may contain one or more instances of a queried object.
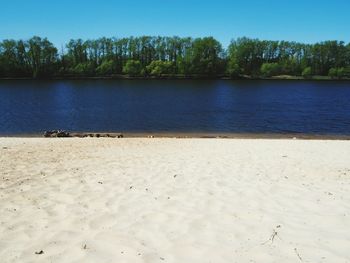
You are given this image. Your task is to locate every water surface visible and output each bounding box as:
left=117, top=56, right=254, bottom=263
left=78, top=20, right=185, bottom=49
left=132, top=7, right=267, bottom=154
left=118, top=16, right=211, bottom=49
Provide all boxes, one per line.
left=1, top=80, right=350, bottom=135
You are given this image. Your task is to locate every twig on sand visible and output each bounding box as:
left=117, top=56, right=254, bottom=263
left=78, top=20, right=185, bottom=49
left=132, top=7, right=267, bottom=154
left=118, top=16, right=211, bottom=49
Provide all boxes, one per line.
left=261, top=229, right=280, bottom=245
left=294, top=248, right=303, bottom=262
left=270, top=229, right=278, bottom=243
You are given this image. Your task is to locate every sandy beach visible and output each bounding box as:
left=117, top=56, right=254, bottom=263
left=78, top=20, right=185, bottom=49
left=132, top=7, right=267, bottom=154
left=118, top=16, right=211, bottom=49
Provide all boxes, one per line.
left=0, top=138, right=350, bottom=263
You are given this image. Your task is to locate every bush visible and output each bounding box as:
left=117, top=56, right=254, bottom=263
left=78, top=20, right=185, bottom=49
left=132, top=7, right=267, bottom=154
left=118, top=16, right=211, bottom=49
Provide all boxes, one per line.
left=71, top=62, right=95, bottom=76
left=227, top=60, right=241, bottom=77
left=122, top=60, right=143, bottom=76
left=96, top=60, right=114, bottom=75
left=328, top=67, right=346, bottom=79
left=328, top=68, right=338, bottom=79
left=302, top=67, right=312, bottom=78
left=279, top=58, right=300, bottom=75
left=260, top=63, right=281, bottom=77
left=337, top=68, right=346, bottom=79
left=146, top=61, right=174, bottom=76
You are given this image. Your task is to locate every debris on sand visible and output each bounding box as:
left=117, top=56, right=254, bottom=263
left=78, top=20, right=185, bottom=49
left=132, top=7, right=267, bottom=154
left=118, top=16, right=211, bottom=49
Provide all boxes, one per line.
left=44, top=130, right=70, bottom=138
left=44, top=131, right=124, bottom=138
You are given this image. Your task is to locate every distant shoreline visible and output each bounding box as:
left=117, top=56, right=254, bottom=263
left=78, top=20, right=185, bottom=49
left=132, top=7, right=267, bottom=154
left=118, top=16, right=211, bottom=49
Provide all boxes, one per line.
left=1, top=75, right=350, bottom=81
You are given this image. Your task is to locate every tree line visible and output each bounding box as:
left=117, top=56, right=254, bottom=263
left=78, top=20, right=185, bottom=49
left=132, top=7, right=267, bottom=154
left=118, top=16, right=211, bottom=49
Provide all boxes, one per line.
left=0, top=36, right=350, bottom=79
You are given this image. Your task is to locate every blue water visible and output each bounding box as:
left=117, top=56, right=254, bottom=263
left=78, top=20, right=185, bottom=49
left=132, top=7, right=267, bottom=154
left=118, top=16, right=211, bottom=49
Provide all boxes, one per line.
left=0, top=80, right=350, bottom=135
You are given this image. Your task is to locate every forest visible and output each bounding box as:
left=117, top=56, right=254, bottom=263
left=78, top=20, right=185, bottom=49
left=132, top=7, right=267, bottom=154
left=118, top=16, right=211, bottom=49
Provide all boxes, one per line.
left=0, top=36, right=350, bottom=79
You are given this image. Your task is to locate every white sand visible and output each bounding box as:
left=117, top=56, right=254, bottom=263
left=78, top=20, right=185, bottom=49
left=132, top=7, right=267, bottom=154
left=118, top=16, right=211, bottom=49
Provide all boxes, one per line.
left=0, top=138, right=350, bottom=263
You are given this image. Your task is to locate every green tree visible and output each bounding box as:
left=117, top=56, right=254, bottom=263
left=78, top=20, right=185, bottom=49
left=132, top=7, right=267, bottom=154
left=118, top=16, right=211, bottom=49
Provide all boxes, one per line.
left=228, top=37, right=262, bottom=76
left=66, top=39, right=87, bottom=65
left=27, top=36, right=58, bottom=78
left=1, top=35, right=350, bottom=79
left=0, top=40, right=23, bottom=77
left=181, top=37, right=225, bottom=75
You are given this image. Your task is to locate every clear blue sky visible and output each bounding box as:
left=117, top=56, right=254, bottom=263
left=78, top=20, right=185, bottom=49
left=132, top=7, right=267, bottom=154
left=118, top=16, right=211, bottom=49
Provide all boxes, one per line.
left=1, top=0, right=349, bottom=48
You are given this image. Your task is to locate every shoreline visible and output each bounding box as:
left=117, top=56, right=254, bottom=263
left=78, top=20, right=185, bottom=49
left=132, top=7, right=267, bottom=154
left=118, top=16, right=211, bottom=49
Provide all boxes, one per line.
left=1, top=75, right=350, bottom=81
left=2, top=132, right=350, bottom=140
